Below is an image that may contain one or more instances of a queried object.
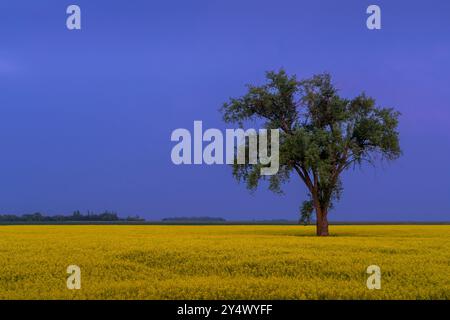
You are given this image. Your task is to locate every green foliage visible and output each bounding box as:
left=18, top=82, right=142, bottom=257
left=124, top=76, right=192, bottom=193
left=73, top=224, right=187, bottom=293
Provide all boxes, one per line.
left=300, top=200, right=314, bottom=225
left=221, top=70, right=401, bottom=219
left=0, top=211, right=144, bottom=222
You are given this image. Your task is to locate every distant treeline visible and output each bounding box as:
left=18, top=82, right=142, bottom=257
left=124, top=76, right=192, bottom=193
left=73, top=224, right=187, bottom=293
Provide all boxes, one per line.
left=162, top=216, right=226, bottom=222
left=0, top=211, right=144, bottom=222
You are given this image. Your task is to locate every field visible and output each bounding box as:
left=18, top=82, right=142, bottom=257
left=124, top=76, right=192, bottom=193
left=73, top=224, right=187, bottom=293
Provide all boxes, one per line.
left=0, top=225, right=449, bottom=299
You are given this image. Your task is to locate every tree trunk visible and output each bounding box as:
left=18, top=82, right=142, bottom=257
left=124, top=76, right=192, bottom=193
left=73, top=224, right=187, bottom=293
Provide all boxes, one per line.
left=315, top=208, right=329, bottom=236
left=311, top=192, right=330, bottom=236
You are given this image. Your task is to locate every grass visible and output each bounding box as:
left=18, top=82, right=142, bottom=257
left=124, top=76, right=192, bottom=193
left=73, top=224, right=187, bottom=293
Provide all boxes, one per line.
left=0, top=225, right=448, bottom=299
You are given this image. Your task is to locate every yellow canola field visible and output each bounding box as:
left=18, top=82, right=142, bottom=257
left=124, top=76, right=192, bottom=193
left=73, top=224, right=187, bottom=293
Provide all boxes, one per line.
left=0, top=225, right=448, bottom=299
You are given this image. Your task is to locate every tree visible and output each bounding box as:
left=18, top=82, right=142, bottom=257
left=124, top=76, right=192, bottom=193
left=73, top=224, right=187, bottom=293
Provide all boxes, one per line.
left=221, top=70, right=401, bottom=236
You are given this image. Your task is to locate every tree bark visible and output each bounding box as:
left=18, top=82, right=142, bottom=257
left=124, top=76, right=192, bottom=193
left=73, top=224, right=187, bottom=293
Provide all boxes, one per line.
left=309, top=181, right=330, bottom=236
left=315, top=208, right=329, bottom=236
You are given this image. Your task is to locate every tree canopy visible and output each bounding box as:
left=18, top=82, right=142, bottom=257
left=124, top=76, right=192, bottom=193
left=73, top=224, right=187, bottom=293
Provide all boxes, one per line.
left=221, top=70, right=401, bottom=236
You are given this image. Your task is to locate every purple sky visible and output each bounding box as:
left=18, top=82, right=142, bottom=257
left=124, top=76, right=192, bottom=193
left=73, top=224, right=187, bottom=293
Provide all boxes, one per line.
left=0, top=0, right=449, bottom=221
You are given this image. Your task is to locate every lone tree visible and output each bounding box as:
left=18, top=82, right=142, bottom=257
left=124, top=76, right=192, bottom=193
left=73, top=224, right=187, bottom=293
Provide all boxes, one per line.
left=221, top=70, right=401, bottom=236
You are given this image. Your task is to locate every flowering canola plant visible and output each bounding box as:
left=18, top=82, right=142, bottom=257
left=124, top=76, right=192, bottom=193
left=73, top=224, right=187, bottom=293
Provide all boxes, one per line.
left=0, top=225, right=448, bottom=299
